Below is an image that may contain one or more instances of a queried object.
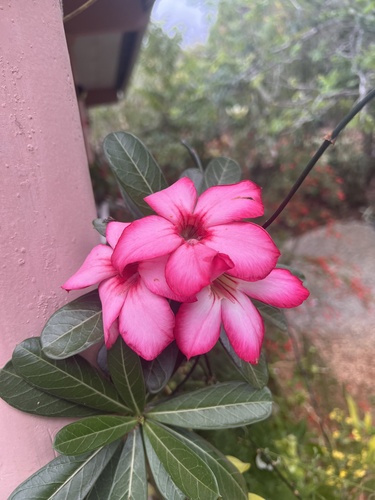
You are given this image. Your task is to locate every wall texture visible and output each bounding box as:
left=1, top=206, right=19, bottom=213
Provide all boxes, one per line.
left=0, top=1, right=99, bottom=496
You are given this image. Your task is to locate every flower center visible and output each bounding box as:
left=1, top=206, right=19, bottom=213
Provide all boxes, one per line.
left=179, top=216, right=207, bottom=243
left=212, top=274, right=238, bottom=303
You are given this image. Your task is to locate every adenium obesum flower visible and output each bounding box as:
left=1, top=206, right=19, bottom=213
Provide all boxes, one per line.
left=62, top=221, right=176, bottom=360
left=112, top=178, right=281, bottom=297
left=174, top=268, right=310, bottom=363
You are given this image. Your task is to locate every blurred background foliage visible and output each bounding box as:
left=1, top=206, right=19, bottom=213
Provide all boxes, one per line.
left=90, top=0, right=375, bottom=235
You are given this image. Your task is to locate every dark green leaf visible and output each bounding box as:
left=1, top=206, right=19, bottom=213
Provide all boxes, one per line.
left=85, top=443, right=124, bottom=500
left=103, top=132, right=167, bottom=216
left=92, top=427, right=147, bottom=499
left=220, top=329, right=269, bottom=388
left=92, top=218, right=114, bottom=237
left=41, top=291, right=103, bottom=359
left=12, top=338, right=130, bottom=413
left=107, top=337, right=146, bottom=414
left=0, top=361, right=98, bottom=417
left=253, top=300, right=287, bottom=331
left=143, top=430, right=185, bottom=500
left=147, top=382, right=272, bottom=429
left=9, top=441, right=119, bottom=500
left=168, top=428, right=248, bottom=500
left=142, top=342, right=178, bottom=394
left=204, top=157, right=242, bottom=188
left=179, top=168, right=204, bottom=192
left=144, top=421, right=219, bottom=499
left=87, top=428, right=147, bottom=499
left=54, top=416, right=137, bottom=455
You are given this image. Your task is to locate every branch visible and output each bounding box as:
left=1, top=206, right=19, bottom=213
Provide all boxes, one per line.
left=63, top=0, right=99, bottom=23
left=262, top=88, right=375, bottom=229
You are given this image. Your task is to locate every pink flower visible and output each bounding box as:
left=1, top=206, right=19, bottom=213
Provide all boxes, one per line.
left=62, top=222, right=175, bottom=360
left=112, top=178, right=280, bottom=297
left=174, top=268, right=310, bottom=363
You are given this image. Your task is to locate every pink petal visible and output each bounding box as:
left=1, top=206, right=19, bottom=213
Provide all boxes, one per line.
left=221, top=290, right=264, bottom=363
left=99, top=276, right=128, bottom=348
left=237, top=268, right=310, bottom=307
left=166, top=243, right=233, bottom=297
left=205, top=222, right=280, bottom=281
left=145, top=177, right=197, bottom=223
left=175, top=286, right=222, bottom=358
left=119, top=279, right=174, bottom=360
left=112, top=215, right=182, bottom=271
left=138, top=255, right=195, bottom=302
left=106, top=221, right=131, bottom=249
left=62, top=245, right=116, bottom=290
left=194, top=180, right=264, bottom=225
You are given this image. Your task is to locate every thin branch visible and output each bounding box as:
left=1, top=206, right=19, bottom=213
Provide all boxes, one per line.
left=63, top=0, right=99, bottom=23
left=181, top=140, right=204, bottom=173
left=263, top=88, right=375, bottom=229
left=170, top=356, right=200, bottom=396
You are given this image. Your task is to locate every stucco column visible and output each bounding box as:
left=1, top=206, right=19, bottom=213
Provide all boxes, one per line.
left=0, top=1, right=99, bottom=496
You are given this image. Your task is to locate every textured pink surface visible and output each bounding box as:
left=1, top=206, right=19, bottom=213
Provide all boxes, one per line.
left=0, top=1, right=99, bottom=496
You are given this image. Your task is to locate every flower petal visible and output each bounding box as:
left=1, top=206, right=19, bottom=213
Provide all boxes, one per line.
left=106, top=221, right=131, bottom=249
left=99, top=276, right=128, bottom=348
left=145, top=177, right=197, bottom=223
left=221, top=290, right=264, bottom=363
left=205, top=222, right=280, bottom=281
left=112, top=215, right=182, bottom=271
left=62, top=245, right=116, bottom=290
left=138, top=255, right=195, bottom=302
left=119, top=279, right=174, bottom=360
left=175, top=286, right=222, bottom=358
left=194, top=180, right=264, bottom=225
left=166, top=243, right=233, bottom=297
left=237, top=268, right=310, bottom=307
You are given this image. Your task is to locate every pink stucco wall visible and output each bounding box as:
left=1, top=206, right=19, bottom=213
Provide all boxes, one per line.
left=0, top=1, right=99, bottom=496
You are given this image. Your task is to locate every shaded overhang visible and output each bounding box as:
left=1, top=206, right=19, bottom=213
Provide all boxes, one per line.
left=63, top=0, right=154, bottom=106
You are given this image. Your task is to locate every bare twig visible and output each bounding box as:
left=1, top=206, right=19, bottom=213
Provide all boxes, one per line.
left=263, top=88, right=375, bottom=229
left=63, top=0, right=99, bottom=23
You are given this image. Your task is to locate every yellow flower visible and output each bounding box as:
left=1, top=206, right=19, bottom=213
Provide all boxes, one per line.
left=226, top=455, right=251, bottom=473
left=332, top=450, right=345, bottom=460
left=339, top=469, right=347, bottom=478
left=332, top=430, right=340, bottom=439
left=353, top=469, right=366, bottom=479
left=248, top=494, right=266, bottom=500
left=352, top=429, right=361, bottom=441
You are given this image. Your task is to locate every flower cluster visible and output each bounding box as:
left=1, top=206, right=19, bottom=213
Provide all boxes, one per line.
left=63, top=178, right=309, bottom=362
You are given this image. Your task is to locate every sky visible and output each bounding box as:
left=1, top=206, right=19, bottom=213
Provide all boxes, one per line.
left=151, top=0, right=217, bottom=47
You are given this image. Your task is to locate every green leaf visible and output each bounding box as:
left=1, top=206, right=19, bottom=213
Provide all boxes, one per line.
left=103, top=132, right=167, bottom=216
left=141, top=342, right=178, bottom=394
left=92, top=218, right=113, bottom=237
left=85, top=444, right=124, bottom=499
left=107, top=337, right=146, bottom=415
left=180, top=167, right=204, bottom=192
left=143, top=430, right=185, bottom=500
left=147, top=382, right=272, bottom=429
left=12, top=338, right=130, bottom=414
left=204, top=157, right=242, bottom=188
left=54, top=415, right=137, bottom=455
left=220, top=329, right=269, bottom=388
left=253, top=300, right=287, bottom=331
left=41, top=291, right=103, bottom=359
left=87, top=428, right=147, bottom=500
left=168, top=428, right=248, bottom=500
left=9, top=441, right=119, bottom=500
left=144, top=420, right=219, bottom=499
left=0, top=361, right=99, bottom=417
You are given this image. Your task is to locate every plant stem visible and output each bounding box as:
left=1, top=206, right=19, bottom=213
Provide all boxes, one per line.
left=181, top=140, right=204, bottom=173
left=63, top=0, right=99, bottom=23
left=263, top=88, right=375, bottom=229
left=170, top=356, right=200, bottom=396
